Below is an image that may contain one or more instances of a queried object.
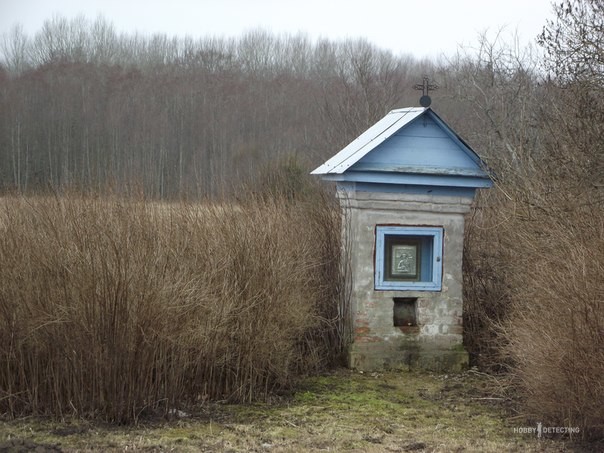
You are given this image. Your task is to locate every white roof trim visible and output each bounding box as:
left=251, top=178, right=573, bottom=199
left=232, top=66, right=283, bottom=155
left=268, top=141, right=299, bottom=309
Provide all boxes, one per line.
left=311, top=107, right=426, bottom=175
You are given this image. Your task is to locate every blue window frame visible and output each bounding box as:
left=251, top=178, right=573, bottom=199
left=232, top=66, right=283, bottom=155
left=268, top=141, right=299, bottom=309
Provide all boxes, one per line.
left=375, top=226, right=443, bottom=291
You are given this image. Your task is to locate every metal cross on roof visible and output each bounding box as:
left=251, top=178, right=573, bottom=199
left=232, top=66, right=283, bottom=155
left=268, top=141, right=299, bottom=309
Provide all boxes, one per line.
left=414, top=76, right=439, bottom=107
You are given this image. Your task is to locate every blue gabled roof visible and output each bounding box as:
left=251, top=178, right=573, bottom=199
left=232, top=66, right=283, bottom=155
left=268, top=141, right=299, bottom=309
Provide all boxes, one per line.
left=311, top=108, right=425, bottom=175
left=312, top=107, right=492, bottom=189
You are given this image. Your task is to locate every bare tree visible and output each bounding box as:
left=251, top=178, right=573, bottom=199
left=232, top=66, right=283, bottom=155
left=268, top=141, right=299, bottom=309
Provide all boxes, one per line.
left=1, top=25, right=30, bottom=75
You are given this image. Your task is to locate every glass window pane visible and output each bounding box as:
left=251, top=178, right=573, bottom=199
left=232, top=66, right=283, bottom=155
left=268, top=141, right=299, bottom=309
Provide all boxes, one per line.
left=385, top=236, right=421, bottom=281
left=391, top=244, right=418, bottom=278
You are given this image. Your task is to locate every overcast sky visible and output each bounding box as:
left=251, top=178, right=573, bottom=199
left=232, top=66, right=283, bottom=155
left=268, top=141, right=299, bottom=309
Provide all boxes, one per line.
left=0, top=0, right=555, bottom=59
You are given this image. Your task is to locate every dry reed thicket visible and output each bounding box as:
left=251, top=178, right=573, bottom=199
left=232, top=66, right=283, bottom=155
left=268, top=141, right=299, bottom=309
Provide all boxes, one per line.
left=503, top=205, right=604, bottom=439
left=0, top=190, right=343, bottom=423
left=464, top=187, right=604, bottom=440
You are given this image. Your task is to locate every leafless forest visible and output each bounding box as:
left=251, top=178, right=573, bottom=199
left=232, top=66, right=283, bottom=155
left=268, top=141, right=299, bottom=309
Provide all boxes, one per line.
left=1, top=11, right=594, bottom=199
left=0, top=14, right=438, bottom=197
left=0, top=0, right=602, bottom=440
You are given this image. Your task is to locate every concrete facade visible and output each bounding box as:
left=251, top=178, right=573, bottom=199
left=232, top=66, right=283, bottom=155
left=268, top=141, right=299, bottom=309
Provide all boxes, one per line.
left=339, top=189, right=472, bottom=371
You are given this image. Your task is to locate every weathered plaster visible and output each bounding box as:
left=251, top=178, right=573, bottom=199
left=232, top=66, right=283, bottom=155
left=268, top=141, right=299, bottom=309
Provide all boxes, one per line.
left=339, top=189, right=471, bottom=372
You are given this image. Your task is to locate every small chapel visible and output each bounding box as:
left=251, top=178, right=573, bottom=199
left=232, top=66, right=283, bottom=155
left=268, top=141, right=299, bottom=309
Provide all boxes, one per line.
left=312, top=105, right=492, bottom=371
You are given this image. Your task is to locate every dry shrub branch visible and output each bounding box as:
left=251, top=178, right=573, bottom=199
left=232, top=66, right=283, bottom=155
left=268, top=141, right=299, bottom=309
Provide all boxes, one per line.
left=0, top=191, right=343, bottom=423
left=502, top=204, right=604, bottom=438
left=465, top=185, right=604, bottom=439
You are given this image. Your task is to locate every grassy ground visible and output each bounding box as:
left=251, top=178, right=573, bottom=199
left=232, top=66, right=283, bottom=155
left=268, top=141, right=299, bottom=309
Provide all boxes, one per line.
left=0, top=368, right=588, bottom=452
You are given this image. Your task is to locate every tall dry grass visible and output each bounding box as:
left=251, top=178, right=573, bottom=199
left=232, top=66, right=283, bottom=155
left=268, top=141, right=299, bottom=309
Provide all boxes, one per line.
left=0, top=190, right=343, bottom=423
